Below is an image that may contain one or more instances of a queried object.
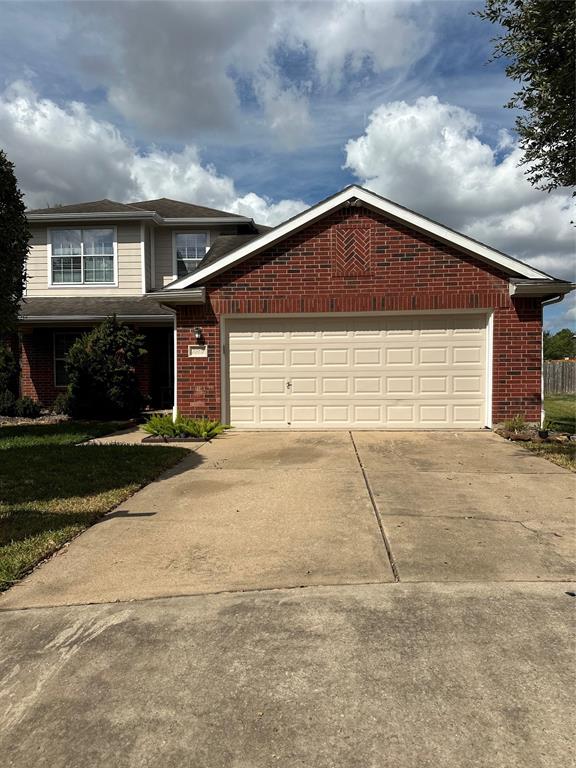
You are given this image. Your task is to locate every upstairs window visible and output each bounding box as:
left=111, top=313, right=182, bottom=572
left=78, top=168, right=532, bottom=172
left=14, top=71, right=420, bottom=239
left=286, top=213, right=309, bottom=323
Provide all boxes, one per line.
left=175, top=232, right=208, bottom=277
left=50, top=228, right=115, bottom=285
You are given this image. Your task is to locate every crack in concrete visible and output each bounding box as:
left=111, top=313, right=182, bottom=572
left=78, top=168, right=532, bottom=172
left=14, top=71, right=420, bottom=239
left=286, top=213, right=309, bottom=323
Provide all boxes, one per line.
left=375, top=511, right=566, bottom=538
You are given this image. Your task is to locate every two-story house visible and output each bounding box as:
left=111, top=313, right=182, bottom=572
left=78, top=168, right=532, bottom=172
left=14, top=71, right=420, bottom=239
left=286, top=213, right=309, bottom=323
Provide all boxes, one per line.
left=20, top=185, right=572, bottom=428
left=20, top=198, right=268, bottom=409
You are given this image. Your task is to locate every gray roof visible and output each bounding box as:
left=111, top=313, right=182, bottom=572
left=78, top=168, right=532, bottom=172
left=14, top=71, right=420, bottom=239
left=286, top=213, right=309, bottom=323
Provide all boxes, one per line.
left=27, top=199, right=141, bottom=215
left=197, top=225, right=274, bottom=270
left=19, top=297, right=172, bottom=322
left=27, top=197, right=245, bottom=220
left=126, top=198, right=241, bottom=219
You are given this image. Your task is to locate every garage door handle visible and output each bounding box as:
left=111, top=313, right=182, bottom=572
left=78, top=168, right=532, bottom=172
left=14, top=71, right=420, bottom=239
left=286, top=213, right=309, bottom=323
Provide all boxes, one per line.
left=286, top=381, right=292, bottom=389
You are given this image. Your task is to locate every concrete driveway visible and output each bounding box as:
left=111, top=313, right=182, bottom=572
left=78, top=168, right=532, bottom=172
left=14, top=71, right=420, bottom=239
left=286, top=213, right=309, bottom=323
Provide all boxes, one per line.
left=1, top=430, right=574, bottom=609
left=0, top=432, right=575, bottom=608
left=1, top=431, right=574, bottom=767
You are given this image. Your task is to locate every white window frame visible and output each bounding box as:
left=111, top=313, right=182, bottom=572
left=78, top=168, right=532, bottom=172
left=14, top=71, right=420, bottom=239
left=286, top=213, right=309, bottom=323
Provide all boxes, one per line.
left=172, top=230, right=210, bottom=280
left=47, top=227, right=118, bottom=287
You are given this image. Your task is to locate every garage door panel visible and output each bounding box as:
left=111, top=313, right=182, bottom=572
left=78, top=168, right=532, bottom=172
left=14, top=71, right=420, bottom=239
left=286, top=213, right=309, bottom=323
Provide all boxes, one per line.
left=453, top=346, right=482, bottom=364
left=258, top=378, right=285, bottom=395
left=290, top=377, right=317, bottom=394
left=227, top=314, right=487, bottom=429
left=386, top=348, right=414, bottom=365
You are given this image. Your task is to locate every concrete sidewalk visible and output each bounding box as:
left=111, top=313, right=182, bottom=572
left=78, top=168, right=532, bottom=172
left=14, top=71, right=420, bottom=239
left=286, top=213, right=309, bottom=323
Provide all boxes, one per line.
left=1, top=582, right=574, bottom=768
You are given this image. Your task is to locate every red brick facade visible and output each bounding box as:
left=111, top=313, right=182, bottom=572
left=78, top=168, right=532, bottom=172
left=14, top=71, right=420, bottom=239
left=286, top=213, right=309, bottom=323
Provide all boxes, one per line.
left=175, top=206, right=543, bottom=424
left=19, top=327, right=162, bottom=407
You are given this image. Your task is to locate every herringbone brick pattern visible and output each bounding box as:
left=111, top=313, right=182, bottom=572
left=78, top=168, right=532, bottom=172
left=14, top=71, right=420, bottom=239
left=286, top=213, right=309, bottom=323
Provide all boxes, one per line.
left=332, top=227, right=372, bottom=275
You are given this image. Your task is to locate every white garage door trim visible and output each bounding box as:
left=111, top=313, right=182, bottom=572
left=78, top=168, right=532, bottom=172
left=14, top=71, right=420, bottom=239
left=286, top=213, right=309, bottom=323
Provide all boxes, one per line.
left=221, top=311, right=493, bottom=429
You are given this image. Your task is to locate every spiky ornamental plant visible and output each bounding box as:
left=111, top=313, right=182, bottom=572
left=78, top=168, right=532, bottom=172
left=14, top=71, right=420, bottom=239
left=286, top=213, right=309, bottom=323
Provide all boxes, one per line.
left=65, top=316, right=147, bottom=419
left=0, top=149, right=29, bottom=333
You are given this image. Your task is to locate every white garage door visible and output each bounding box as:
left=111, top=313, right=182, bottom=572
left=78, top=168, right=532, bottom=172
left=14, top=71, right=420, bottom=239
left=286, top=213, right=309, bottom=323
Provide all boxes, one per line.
left=226, top=314, right=487, bottom=429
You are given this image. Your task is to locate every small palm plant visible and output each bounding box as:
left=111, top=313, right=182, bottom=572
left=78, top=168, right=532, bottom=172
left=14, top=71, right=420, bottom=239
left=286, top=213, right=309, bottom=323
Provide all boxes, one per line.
left=143, top=413, right=230, bottom=440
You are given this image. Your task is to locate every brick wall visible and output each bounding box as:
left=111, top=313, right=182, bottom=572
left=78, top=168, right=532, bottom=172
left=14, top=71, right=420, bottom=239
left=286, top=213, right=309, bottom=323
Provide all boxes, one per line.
left=175, top=206, right=543, bottom=424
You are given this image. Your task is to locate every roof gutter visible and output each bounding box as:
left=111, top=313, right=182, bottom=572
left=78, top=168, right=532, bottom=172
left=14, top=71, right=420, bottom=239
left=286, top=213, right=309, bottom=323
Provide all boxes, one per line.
left=145, top=288, right=206, bottom=305
left=18, top=314, right=174, bottom=324
left=509, top=279, right=574, bottom=297
left=160, top=216, right=252, bottom=225
left=27, top=211, right=162, bottom=224
left=27, top=212, right=253, bottom=226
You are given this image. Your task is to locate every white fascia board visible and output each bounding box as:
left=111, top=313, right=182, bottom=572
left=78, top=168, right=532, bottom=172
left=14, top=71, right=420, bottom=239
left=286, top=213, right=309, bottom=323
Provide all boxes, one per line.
left=167, top=185, right=552, bottom=289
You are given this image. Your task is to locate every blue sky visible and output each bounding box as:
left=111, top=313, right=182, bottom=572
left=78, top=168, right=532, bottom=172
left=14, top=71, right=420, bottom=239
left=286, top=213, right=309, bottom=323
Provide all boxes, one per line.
left=0, top=0, right=573, bottom=328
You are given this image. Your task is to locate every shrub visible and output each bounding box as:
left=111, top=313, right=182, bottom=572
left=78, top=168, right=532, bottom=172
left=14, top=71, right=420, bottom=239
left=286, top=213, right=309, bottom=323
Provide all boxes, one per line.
left=14, top=396, right=41, bottom=418
left=65, top=316, right=146, bottom=420
left=0, top=344, right=19, bottom=394
left=0, top=389, right=16, bottom=416
left=143, top=413, right=229, bottom=440
left=51, top=392, right=70, bottom=415
left=504, top=414, right=527, bottom=433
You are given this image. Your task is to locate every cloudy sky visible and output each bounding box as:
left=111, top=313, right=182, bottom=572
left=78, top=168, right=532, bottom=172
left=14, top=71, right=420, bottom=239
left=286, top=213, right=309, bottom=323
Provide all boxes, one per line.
left=1, top=0, right=574, bottom=327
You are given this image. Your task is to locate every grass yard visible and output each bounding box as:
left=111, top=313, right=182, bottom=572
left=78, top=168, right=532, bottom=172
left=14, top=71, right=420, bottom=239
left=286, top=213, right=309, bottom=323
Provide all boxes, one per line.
left=524, top=394, right=576, bottom=472
left=544, top=394, right=576, bottom=433
left=0, top=421, right=188, bottom=590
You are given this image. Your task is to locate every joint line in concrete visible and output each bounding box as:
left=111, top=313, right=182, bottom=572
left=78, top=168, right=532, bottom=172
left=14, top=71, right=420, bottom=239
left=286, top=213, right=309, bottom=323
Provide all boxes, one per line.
left=349, top=431, right=400, bottom=583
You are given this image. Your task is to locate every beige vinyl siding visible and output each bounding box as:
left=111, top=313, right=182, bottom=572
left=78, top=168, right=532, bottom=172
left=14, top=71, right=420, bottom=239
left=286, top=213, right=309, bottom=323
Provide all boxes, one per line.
left=25, top=222, right=144, bottom=296
left=154, top=228, right=176, bottom=287
left=145, top=225, right=153, bottom=290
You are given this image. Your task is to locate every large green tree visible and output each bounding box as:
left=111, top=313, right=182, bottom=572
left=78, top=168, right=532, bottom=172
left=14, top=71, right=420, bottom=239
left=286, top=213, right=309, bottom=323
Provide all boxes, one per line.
left=0, top=150, right=29, bottom=333
left=476, top=0, right=576, bottom=191
left=544, top=328, right=576, bottom=360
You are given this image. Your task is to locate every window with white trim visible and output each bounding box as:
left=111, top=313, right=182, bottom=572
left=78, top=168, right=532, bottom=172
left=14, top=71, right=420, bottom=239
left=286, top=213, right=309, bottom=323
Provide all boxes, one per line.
left=54, top=332, right=83, bottom=387
left=50, top=229, right=115, bottom=284
left=175, top=232, right=208, bottom=277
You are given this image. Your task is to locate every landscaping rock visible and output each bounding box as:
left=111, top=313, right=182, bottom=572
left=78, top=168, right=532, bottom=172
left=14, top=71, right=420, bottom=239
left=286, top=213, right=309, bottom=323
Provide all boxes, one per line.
left=507, top=432, right=533, bottom=442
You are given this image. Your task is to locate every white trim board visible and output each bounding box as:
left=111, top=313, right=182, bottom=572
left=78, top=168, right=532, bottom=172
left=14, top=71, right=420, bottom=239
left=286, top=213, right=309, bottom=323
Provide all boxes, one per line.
left=166, top=185, right=553, bottom=289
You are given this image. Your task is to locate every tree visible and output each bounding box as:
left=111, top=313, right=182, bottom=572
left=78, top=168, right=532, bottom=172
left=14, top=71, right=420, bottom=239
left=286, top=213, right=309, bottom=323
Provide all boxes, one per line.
left=476, top=0, right=576, bottom=191
left=543, top=328, right=576, bottom=360
left=0, top=149, right=29, bottom=333
left=65, top=316, right=147, bottom=419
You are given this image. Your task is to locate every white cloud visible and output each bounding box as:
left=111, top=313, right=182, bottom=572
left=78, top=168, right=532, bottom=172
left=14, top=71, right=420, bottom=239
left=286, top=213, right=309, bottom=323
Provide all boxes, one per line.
left=282, top=0, right=431, bottom=88
left=345, top=96, right=575, bottom=279
left=0, top=82, right=305, bottom=225
left=67, top=0, right=430, bottom=148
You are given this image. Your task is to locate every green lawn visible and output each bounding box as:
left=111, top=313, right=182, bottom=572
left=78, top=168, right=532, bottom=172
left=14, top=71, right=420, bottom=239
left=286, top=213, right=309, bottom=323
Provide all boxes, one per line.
left=524, top=394, right=576, bottom=472
left=544, top=394, right=576, bottom=433
left=0, top=421, right=188, bottom=590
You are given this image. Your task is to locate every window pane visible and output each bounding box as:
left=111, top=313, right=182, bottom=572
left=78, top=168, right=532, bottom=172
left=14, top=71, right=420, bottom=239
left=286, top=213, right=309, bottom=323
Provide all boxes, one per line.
left=84, top=254, right=114, bottom=283
left=175, top=232, right=207, bottom=257
left=54, top=333, right=82, bottom=387
left=52, top=256, right=82, bottom=283
left=83, top=229, right=114, bottom=255
left=54, top=359, right=68, bottom=387
left=176, top=233, right=207, bottom=274
left=52, top=229, right=81, bottom=256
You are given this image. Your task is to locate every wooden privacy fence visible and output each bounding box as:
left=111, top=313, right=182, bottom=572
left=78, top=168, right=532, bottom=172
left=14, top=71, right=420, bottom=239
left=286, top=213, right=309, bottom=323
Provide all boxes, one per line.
left=544, top=361, right=576, bottom=394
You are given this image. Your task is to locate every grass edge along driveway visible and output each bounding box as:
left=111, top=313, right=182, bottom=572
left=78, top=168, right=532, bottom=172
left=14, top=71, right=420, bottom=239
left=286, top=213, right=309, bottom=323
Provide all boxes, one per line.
left=0, top=422, right=188, bottom=591
left=524, top=394, right=576, bottom=472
